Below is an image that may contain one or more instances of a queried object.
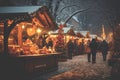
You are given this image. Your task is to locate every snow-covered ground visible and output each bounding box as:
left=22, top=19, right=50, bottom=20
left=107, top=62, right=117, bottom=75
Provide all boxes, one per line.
left=33, top=53, right=112, bottom=80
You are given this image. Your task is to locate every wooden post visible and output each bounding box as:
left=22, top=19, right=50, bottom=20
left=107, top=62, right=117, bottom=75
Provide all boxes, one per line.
left=4, top=21, right=9, bottom=56
left=18, top=25, right=22, bottom=47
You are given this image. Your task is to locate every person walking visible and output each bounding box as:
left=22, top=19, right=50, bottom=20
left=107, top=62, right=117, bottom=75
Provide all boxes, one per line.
left=46, top=38, right=53, bottom=49
left=73, top=39, right=79, bottom=55
left=79, top=39, right=85, bottom=55
left=89, top=38, right=98, bottom=64
left=100, top=40, right=109, bottom=61
left=85, top=40, right=91, bottom=62
left=67, top=39, right=74, bottom=59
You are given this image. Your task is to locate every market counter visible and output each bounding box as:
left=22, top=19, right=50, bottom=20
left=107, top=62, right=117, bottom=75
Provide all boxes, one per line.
left=8, top=53, right=60, bottom=76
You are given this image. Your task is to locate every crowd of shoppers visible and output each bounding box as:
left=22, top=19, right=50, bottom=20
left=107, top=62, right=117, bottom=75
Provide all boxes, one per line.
left=66, top=38, right=109, bottom=63
left=86, top=38, right=109, bottom=63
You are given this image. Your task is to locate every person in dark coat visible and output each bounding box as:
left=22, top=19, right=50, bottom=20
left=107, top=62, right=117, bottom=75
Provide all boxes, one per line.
left=78, top=39, right=85, bottom=55
left=100, top=40, right=109, bottom=61
left=73, top=39, right=79, bottom=55
left=47, top=38, right=53, bottom=49
left=89, top=38, right=98, bottom=64
left=67, top=39, right=74, bottom=59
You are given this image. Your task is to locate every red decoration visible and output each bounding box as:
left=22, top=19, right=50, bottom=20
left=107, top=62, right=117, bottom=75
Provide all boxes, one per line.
left=55, top=24, right=64, bottom=48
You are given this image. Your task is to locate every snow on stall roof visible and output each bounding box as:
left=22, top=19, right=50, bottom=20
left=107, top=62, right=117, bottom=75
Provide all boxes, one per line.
left=90, top=34, right=97, bottom=38
left=74, top=31, right=79, bottom=34
left=63, top=27, right=71, bottom=33
left=72, top=16, right=79, bottom=22
left=51, top=27, right=71, bottom=34
left=57, top=21, right=73, bottom=27
left=79, top=31, right=89, bottom=36
left=0, top=6, right=41, bottom=14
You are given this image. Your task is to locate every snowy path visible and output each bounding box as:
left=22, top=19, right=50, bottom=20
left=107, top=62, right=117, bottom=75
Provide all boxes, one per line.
left=33, top=53, right=112, bottom=80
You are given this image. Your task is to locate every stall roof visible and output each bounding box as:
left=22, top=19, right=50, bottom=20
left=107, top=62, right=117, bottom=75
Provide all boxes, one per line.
left=79, top=31, right=89, bottom=36
left=0, top=6, right=41, bottom=14
left=50, top=27, right=71, bottom=34
left=76, top=32, right=84, bottom=38
left=90, top=34, right=97, bottom=38
left=0, top=6, right=58, bottom=31
left=67, top=28, right=76, bottom=36
left=0, top=6, right=41, bottom=22
left=31, top=6, right=58, bottom=31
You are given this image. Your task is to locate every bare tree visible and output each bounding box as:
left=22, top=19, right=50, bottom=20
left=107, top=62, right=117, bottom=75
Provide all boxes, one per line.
left=64, top=8, right=89, bottom=25
left=53, top=0, right=63, bottom=19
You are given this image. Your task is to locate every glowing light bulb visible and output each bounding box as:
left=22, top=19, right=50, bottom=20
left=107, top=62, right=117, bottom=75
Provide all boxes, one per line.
left=22, top=25, right=25, bottom=29
left=36, top=28, right=41, bottom=33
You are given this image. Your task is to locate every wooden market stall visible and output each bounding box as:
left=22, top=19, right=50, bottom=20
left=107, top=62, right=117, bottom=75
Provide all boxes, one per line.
left=76, top=32, right=84, bottom=38
left=66, top=28, right=76, bottom=42
left=0, top=6, right=59, bottom=79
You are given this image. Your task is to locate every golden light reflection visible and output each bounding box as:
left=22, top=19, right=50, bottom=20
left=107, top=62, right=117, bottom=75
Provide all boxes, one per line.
left=27, top=28, right=35, bottom=36
left=22, top=25, right=25, bottom=29
left=48, top=32, right=51, bottom=35
left=36, top=28, right=41, bottom=33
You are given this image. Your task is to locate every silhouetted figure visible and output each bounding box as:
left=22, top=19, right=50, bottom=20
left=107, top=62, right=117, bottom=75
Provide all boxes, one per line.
left=86, top=40, right=91, bottom=62
left=100, top=40, right=109, bottom=61
left=36, top=37, right=42, bottom=48
left=67, top=39, right=74, bottom=59
left=47, top=38, right=53, bottom=49
left=78, top=39, right=85, bottom=55
left=89, top=38, right=98, bottom=64
left=40, top=34, right=48, bottom=47
left=73, top=39, right=79, bottom=55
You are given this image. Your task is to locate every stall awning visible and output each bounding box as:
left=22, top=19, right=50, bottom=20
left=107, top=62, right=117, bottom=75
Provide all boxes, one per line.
left=67, top=28, right=76, bottom=36
left=0, top=13, right=31, bottom=23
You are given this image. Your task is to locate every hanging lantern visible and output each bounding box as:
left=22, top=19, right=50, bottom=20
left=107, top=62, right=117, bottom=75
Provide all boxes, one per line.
left=27, top=27, right=36, bottom=36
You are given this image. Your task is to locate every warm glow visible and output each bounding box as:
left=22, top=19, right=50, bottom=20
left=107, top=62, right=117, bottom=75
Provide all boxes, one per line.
left=22, top=25, right=25, bottom=29
left=27, top=28, right=35, bottom=36
left=30, top=28, right=32, bottom=31
left=8, top=20, right=13, bottom=25
left=119, top=24, right=120, bottom=26
left=66, top=36, right=69, bottom=39
left=48, top=47, right=52, bottom=51
left=48, top=32, right=51, bottom=35
left=36, top=28, right=41, bottom=33
left=109, top=32, right=113, bottom=37
left=101, top=25, right=106, bottom=40
left=66, top=35, right=70, bottom=43
left=50, top=35, right=57, bottom=38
